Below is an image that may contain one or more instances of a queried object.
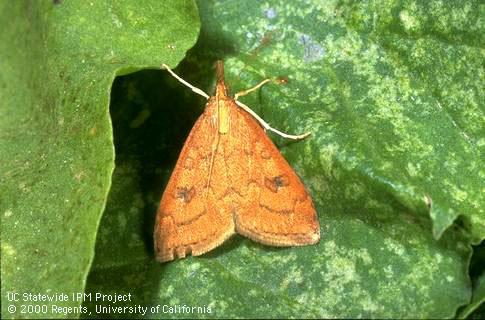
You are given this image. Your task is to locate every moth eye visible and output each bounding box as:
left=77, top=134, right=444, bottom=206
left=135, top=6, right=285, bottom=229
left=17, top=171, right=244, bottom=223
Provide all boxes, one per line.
left=175, top=187, right=195, bottom=203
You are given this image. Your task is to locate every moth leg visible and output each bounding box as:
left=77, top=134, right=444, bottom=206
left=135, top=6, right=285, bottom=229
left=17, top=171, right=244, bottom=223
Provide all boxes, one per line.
left=161, top=63, right=210, bottom=99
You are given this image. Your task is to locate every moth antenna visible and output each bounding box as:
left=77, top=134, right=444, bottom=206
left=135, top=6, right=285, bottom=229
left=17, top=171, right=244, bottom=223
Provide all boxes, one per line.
left=161, top=64, right=210, bottom=99
left=235, top=100, right=311, bottom=140
left=234, top=79, right=310, bottom=140
left=234, top=79, right=271, bottom=100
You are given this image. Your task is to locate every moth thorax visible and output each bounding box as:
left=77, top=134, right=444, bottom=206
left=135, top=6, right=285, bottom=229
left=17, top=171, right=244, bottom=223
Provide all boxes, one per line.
left=218, top=99, right=230, bottom=134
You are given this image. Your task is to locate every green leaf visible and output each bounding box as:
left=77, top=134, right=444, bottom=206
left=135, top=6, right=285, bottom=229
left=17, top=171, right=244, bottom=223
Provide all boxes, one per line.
left=0, top=1, right=199, bottom=319
left=458, top=272, right=485, bottom=319
left=82, top=0, right=481, bottom=318
left=459, top=243, right=485, bottom=318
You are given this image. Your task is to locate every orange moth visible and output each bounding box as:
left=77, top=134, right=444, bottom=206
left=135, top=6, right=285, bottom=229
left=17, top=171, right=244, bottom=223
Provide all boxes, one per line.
left=154, top=61, right=320, bottom=262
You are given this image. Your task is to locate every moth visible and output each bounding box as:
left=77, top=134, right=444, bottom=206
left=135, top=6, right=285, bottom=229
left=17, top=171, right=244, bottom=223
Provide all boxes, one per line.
left=154, top=61, right=320, bottom=262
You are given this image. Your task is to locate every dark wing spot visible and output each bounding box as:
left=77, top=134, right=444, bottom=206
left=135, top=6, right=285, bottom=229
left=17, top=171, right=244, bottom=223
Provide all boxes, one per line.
left=264, top=174, right=290, bottom=193
left=175, top=187, right=195, bottom=203
left=274, top=175, right=289, bottom=187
